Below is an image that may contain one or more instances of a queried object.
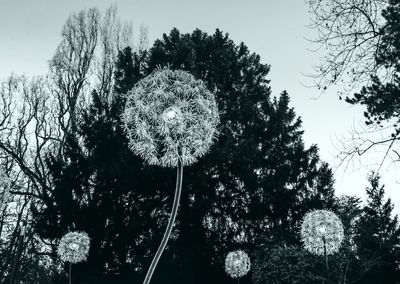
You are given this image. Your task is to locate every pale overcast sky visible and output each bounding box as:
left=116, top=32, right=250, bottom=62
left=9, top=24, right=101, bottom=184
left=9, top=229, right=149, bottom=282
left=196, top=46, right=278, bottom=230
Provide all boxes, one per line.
left=1, top=0, right=399, bottom=214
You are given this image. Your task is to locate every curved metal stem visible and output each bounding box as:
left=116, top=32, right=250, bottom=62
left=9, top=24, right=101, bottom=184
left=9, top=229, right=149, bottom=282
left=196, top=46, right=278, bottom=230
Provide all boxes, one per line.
left=69, top=263, right=72, bottom=284
left=323, top=237, right=329, bottom=284
left=143, top=161, right=183, bottom=284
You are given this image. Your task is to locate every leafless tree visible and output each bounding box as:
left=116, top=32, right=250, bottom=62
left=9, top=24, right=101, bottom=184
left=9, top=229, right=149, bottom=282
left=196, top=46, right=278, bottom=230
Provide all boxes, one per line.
left=0, top=5, right=146, bottom=280
left=136, top=24, right=149, bottom=53
left=332, top=118, right=400, bottom=174
left=49, top=5, right=133, bottom=136
left=0, top=74, right=58, bottom=281
left=305, top=0, right=389, bottom=94
left=0, top=75, right=57, bottom=197
left=96, top=4, right=133, bottom=101
left=305, top=0, right=400, bottom=172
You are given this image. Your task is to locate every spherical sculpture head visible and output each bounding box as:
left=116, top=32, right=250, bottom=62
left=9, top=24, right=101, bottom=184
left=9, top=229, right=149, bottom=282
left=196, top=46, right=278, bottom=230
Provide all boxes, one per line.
left=57, top=231, right=90, bottom=264
left=121, top=67, right=220, bottom=168
left=300, top=209, right=344, bottom=255
left=225, top=250, right=251, bottom=279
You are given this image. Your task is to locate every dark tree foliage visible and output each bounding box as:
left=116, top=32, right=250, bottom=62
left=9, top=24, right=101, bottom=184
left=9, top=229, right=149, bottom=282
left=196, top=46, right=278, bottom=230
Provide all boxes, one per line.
left=353, top=173, right=400, bottom=284
left=32, top=28, right=336, bottom=283
left=141, top=28, right=336, bottom=282
left=252, top=196, right=363, bottom=284
left=32, top=88, right=178, bottom=283
left=334, top=195, right=365, bottom=284
left=252, top=244, right=326, bottom=284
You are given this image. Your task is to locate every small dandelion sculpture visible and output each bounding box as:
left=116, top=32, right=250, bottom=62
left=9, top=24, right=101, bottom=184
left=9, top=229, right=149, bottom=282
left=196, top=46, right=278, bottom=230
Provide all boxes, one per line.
left=122, top=67, right=219, bottom=284
left=225, top=250, right=251, bottom=283
left=301, top=209, right=344, bottom=283
left=57, top=231, right=90, bottom=284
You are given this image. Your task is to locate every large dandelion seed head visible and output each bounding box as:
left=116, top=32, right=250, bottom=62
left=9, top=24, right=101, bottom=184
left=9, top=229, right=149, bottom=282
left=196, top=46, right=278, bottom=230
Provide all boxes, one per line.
left=121, top=67, right=220, bottom=168
left=57, top=231, right=90, bottom=264
left=225, top=250, right=251, bottom=278
left=300, top=209, right=344, bottom=255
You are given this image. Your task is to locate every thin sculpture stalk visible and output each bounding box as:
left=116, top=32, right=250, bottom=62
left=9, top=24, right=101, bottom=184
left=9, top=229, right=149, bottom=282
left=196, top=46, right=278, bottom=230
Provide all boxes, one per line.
left=143, top=161, right=183, bottom=284
left=343, top=260, right=350, bottom=284
left=69, top=263, right=72, bottom=284
left=323, top=237, right=329, bottom=284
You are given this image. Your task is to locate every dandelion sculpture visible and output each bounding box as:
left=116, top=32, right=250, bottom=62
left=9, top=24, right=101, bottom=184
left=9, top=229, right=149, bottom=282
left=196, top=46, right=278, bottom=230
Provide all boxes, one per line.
left=300, top=209, right=344, bottom=283
left=225, top=250, right=251, bottom=283
left=57, top=231, right=90, bottom=284
left=121, top=67, right=219, bottom=284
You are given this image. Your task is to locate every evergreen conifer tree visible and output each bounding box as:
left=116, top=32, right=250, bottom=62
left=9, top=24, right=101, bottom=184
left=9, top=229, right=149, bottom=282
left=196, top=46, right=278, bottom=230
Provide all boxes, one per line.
left=32, top=28, right=338, bottom=283
left=354, top=173, right=400, bottom=284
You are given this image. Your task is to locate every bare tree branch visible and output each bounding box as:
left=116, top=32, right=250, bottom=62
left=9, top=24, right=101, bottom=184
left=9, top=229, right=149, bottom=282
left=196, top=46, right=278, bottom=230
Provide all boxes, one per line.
left=305, top=0, right=389, bottom=94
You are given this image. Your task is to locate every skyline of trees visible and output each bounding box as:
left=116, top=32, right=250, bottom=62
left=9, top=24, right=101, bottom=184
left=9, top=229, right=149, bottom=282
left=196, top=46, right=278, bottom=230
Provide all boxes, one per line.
left=0, top=4, right=399, bottom=284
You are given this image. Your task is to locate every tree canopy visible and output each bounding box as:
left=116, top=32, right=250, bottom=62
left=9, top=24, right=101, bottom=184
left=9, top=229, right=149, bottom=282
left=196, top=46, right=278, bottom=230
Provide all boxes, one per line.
left=354, top=173, right=400, bottom=283
left=31, top=27, right=337, bottom=283
left=308, top=0, right=400, bottom=166
left=0, top=5, right=398, bottom=283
